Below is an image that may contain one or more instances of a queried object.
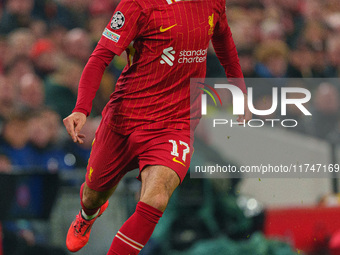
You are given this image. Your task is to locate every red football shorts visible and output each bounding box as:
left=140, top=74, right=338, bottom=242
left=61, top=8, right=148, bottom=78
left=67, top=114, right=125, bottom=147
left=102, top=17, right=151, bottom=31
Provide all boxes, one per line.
left=85, top=121, right=194, bottom=192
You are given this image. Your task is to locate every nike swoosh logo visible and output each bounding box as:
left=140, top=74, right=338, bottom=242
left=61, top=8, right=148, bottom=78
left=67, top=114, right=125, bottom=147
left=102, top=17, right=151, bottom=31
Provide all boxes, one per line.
left=172, top=157, right=186, bottom=167
left=160, top=24, right=177, bottom=32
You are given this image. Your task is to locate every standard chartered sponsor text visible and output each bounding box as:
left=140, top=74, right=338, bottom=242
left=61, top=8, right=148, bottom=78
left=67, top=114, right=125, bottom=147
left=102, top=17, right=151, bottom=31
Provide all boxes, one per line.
left=178, top=48, right=208, bottom=63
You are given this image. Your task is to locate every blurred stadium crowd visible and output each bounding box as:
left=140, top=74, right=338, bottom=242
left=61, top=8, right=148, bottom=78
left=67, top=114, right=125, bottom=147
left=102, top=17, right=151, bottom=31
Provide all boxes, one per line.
left=0, top=0, right=339, bottom=171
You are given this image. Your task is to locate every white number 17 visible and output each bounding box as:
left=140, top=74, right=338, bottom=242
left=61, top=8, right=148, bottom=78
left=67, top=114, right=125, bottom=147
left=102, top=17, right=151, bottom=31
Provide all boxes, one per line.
left=169, top=140, right=190, bottom=162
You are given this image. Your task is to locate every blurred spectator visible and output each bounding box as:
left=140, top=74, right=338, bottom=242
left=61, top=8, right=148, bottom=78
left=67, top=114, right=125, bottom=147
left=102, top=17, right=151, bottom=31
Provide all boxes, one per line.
left=88, top=12, right=113, bottom=42
left=88, top=0, right=117, bottom=43
left=255, top=40, right=290, bottom=78
left=0, top=149, right=11, bottom=173
left=29, top=19, right=48, bottom=39
left=303, top=0, right=324, bottom=22
left=0, top=110, right=35, bottom=168
left=287, top=43, right=314, bottom=78
left=325, top=35, right=340, bottom=77
left=5, top=56, right=35, bottom=87
left=0, top=0, right=35, bottom=34
left=0, top=74, right=16, bottom=123
left=30, top=38, right=59, bottom=79
left=307, top=82, right=340, bottom=139
left=56, top=0, right=91, bottom=29
left=63, top=28, right=93, bottom=64
left=18, top=73, right=45, bottom=110
left=303, top=21, right=327, bottom=52
left=0, top=36, right=9, bottom=73
left=28, top=109, right=73, bottom=171
left=309, top=44, right=329, bottom=78
left=47, top=24, right=68, bottom=51
left=238, top=48, right=258, bottom=78
left=260, top=18, right=284, bottom=42
left=41, top=108, right=61, bottom=144
left=232, top=19, right=259, bottom=49
left=6, top=28, right=35, bottom=62
left=45, top=58, right=82, bottom=119
left=88, top=0, right=116, bottom=18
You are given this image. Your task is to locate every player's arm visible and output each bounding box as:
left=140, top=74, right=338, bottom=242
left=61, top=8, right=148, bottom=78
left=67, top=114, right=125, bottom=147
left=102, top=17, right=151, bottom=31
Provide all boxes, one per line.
left=63, top=45, right=115, bottom=144
left=64, top=0, right=145, bottom=143
left=211, top=7, right=252, bottom=123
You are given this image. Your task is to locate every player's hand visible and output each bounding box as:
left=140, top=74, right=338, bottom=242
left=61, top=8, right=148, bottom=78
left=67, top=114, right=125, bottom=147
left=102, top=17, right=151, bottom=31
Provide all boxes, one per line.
left=237, top=94, right=252, bottom=123
left=63, top=112, right=86, bottom=144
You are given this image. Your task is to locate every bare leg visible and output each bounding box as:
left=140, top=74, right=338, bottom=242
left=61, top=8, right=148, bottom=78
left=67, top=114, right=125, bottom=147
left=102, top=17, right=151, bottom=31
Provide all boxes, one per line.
left=140, top=165, right=180, bottom=211
left=82, top=183, right=118, bottom=209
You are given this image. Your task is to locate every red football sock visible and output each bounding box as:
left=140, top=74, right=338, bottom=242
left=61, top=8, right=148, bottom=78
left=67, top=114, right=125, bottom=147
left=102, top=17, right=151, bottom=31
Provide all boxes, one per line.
left=80, top=183, right=101, bottom=216
left=107, top=201, right=163, bottom=255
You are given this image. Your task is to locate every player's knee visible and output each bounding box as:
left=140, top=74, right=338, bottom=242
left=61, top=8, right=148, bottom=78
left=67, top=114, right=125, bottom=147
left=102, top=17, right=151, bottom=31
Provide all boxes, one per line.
left=143, top=193, right=170, bottom=212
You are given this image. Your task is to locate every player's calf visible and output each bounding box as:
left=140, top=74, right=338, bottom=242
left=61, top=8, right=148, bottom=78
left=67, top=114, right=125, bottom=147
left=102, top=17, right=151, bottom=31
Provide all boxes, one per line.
left=107, top=165, right=180, bottom=255
left=82, top=182, right=117, bottom=210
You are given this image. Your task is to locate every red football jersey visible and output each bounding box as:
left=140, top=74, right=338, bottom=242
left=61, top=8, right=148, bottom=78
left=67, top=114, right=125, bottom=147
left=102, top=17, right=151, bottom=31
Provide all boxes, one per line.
left=76, top=0, right=245, bottom=135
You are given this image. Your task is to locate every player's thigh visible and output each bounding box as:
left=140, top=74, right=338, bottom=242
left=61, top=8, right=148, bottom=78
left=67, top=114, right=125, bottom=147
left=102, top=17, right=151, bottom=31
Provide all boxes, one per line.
left=140, top=165, right=180, bottom=212
left=136, top=129, right=194, bottom=184
left=86, top=121, right=138, bottom=192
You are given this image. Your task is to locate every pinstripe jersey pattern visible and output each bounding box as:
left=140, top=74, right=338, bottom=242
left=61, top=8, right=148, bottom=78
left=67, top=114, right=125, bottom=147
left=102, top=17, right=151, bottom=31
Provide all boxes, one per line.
left=98, top=0, right=226, bottom=135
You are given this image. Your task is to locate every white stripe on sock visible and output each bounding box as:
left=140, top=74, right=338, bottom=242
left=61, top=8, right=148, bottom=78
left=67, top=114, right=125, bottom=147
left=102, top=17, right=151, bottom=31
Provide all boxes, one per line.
left=115, top=235, right=142, bottom=251
left=117, top=231, right=144, bottom=248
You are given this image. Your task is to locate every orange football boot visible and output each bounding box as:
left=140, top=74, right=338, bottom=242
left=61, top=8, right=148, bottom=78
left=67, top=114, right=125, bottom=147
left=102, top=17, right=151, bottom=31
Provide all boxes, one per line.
left=66, top=200, right=109, bottom=252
